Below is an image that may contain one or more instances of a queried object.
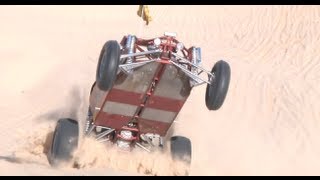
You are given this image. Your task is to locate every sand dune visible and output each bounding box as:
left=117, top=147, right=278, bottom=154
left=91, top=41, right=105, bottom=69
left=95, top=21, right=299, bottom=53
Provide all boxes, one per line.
left=0, top=5, right=320, bottom=175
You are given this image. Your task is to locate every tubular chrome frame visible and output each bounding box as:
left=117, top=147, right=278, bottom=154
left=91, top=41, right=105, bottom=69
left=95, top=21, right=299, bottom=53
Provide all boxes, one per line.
left=118, top=33, right=215, bottom=86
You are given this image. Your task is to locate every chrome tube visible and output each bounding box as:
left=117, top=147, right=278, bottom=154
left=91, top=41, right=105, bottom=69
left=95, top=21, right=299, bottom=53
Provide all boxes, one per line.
left=125, top=35, right=136, bottom=64
left=119, top=59, right=156, bottom=74
left=172, top=52, right=213, bottom=77
left=135, top=142, right=151, bottom=153
left=192, top=47, right=197, bottom=65
left=86, top=124, right=96, bottom=136
left=120, top=49, right=161, bottom=59
left=191, top=47, right=198, bottom=73
left=125, top=35, right=136, bottom=54
left=96, top=129, right=115, bottom=140
left=170, top=60, right=211, bottom=84
left=196, top=47, right=202, bottom=64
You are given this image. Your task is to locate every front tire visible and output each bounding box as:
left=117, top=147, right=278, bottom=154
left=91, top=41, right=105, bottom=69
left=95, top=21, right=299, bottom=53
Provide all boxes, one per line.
left=205, top=60, right=231, bottom=110
left=96, top=40, right=121, bottom=91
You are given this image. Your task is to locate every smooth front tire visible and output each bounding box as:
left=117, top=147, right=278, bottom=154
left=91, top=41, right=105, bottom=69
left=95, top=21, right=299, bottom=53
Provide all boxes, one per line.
left=96, top=40, right=121, bottom=91
left=205, top=60, right=231, bottom=110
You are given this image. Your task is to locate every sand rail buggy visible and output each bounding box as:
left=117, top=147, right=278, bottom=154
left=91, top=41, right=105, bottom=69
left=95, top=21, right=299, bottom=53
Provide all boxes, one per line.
left=49, top=32, right=231, bottom=167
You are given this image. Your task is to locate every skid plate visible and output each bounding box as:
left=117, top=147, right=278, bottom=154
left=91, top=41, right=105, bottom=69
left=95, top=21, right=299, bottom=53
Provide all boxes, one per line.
left=91, top=62, right=192, bottom=136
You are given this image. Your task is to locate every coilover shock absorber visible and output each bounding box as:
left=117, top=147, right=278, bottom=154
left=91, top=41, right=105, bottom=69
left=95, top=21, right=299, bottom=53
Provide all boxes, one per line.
left=125, top=35, right=136, bottom=64
left=122, top=35, right=136, bottom=74
left=190, top=47, right=202, bottom=86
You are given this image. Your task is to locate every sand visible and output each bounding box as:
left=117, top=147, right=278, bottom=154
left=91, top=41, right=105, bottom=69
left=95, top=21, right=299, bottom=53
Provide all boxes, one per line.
left=0, top=5, right=320, bottom=176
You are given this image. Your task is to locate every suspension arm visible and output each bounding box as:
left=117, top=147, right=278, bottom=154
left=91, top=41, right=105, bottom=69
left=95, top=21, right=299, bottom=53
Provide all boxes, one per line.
left=120, top=49, right=161, bottom=59
left=171, top=52, right=214, bottom=78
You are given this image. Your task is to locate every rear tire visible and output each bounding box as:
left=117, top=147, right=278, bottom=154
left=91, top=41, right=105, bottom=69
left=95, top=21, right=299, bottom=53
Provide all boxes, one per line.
left=96, top=40, right=121, bottom=91
left=49, top=118, right=79, bottom=167
left=205, top=60, right=231, bottom=110
left=170, top=136, right=192, bottom=164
